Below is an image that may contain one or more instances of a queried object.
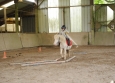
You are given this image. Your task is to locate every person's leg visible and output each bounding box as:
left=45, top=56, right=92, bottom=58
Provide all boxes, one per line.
left=66, top=38, right=70, bottom=46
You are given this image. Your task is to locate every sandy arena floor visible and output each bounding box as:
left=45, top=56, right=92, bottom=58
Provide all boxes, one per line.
left=0, top=46, right=115, bottom=83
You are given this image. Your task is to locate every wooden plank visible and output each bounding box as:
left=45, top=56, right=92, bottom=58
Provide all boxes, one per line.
left=21, top=56, right=76, bottom=66
left=21, top=60, right=65, bottom=66
left=55, top=57, right=63, bottom=61
left=66, top=56, right=76, bottom=62
left=10, top=57, right=64, bottom=65
left=10, top=60, right=57, bottom=65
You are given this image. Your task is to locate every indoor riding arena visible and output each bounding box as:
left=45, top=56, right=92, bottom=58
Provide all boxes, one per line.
left=0, top=0, right=115, bottom=83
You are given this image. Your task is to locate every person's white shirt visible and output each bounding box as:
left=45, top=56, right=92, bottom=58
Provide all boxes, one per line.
left=59, top=29, right=69, bottom=38
left=59, top=25, right=78, bottom=47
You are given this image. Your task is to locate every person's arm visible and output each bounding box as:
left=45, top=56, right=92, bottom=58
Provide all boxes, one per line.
left=64, top=29, right=69, bottom=36
left=65, top=29, right=69, bottom=33
left=66, top=34, right=78, bottom=48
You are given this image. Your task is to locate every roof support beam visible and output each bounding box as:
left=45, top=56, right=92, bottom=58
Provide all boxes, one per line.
left=38, top=0, right=44, bottom=7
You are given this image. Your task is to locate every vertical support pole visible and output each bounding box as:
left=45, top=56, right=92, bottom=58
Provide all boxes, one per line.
left=113, top=4, right=115, bottom=45
left=20, top=13, right=22, bottom=33
left=63, top=8, right=65, bottom=25
left=90, top=0, right=95, bottom=45
left=4, top=7, right=7, bottom=32
left=90, top=0, right=94, bottom=5
left=35, top=0, right=39, bottom=33
left=113, top=4, right=115, bottom=31
left=35, top=7, right=39, bottom=33
left=15, top=2, right=19, bottom=33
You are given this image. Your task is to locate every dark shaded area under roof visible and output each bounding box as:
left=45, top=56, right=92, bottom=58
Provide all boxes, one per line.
left=0, top=0, right=38, bottom=26
left=0, top=0, right=36, bottom=18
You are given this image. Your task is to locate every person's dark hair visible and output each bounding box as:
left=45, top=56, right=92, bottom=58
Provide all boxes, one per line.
left=61, top=25, right=66, bottom=29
